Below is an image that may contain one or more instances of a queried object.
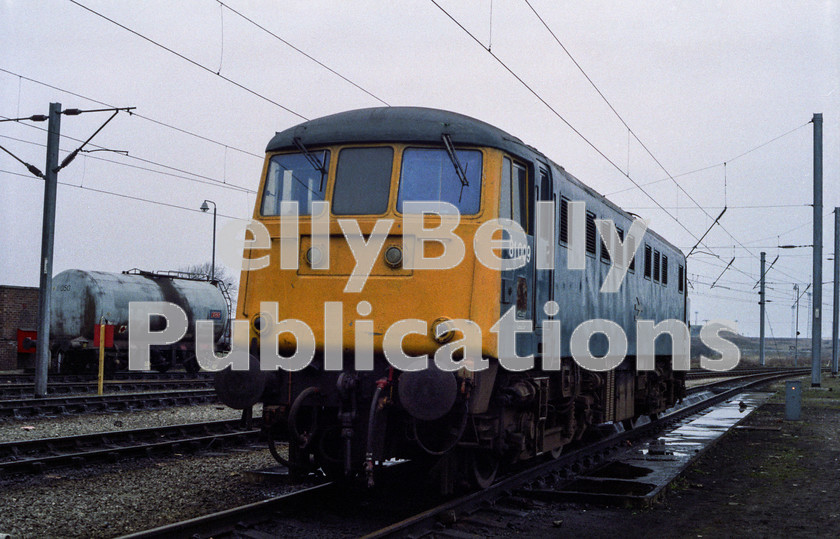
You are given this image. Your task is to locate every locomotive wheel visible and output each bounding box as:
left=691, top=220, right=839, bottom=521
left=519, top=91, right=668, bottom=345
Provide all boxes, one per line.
left=469, top=450, right=499, bottom=489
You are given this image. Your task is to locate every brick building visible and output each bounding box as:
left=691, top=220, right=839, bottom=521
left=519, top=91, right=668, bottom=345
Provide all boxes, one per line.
left=0, top=285, right=39, bottom=370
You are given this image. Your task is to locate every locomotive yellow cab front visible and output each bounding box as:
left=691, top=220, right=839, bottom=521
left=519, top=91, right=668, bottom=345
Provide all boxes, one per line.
left=238, top=141, right=504, bottom=363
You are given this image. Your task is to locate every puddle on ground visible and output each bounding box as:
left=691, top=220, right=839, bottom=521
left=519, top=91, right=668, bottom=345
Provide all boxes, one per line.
left=557, top=392, right=775, bottom=504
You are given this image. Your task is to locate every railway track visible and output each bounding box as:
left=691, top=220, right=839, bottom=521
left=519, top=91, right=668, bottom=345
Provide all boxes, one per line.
left=364, top=368, right=810, bottom=538
left=0, top=418, right=260, bottom=475
left=0, top=378, right=214, bottom=399
left=0, top=367, right=782, bottom=399
left=0, top=389, right=218, bottom=419
left=120, top=368, right=810, bottom=539
left=0, top=371, right=214, bottom=387
left=0, top=371, right=213, bottom=385
left=683, top=366, right=802, bottom=380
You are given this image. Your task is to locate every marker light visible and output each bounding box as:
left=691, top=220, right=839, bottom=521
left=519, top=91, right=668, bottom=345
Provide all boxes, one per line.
left=384, top=246, right=403, bottom=268
left=305, top=247, right=322, bottom=267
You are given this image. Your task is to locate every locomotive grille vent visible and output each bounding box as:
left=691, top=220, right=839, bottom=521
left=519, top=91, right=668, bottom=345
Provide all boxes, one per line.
left=559, top=197, right=569, bottom=244
left=618, top=228, right=636, bottom=272
left=653, top=249, right=661, bottom=282
left=585, top=211, right=597, bottom=255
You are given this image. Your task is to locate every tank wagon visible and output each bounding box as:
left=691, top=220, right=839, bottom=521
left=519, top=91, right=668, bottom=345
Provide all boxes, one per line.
left=46, top=269, right=230, bottom=373
left=215, top=107, right=687, bottom=490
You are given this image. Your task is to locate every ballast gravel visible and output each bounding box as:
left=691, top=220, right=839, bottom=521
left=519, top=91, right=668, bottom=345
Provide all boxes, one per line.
left=0, top=403, right=243, bottom=442
left=0, top=403, right=306, bottom=538
left=0, top=446, right=300, bottom=538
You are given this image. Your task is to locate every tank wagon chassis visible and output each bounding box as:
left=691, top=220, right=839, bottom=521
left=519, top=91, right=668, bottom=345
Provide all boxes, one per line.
left=215, top=107, right=688, bottom=493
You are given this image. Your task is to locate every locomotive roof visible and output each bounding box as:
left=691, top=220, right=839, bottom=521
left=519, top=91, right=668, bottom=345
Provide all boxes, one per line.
left=266, top=107, right=528, bottom=155
left=267, top=107, right=684, bottom=261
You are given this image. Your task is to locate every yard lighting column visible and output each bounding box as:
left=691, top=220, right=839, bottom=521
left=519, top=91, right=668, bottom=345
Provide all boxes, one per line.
left=200, top=200, right=217, bottom=282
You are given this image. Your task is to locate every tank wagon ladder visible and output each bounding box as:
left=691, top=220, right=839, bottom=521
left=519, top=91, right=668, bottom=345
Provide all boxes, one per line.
left=215, top=280, right=233, bottom=346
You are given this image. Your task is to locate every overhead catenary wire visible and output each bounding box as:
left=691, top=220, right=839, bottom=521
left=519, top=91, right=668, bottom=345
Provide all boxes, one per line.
left=521, top=0, right=805, bottom=271
left=604, top=122, right=810, bottom=197
left=0, top=130, right=256, bottom=195
left=1, top=167, right=249, bottom=221
left=432, top=1, right=810, bottom=296
left=0, top=68, right=263, bottom=160
left=216, top=1, right=390, bottom=107
left=5, top=5, right=817, bottom=314
left=627, top=204, right=809, bottom=210
left=216, top=0, right=225, bottom=74
left=68, top=0, right=309, bottom=121
left=428, top=0, right=714, bottom=254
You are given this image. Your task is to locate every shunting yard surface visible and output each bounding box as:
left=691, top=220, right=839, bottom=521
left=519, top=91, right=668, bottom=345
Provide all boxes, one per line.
left=540, top=392, right=773, bottom=507
left=2, top=376, right=838, bottom=538
left=500, top=376, right=840, bottom=538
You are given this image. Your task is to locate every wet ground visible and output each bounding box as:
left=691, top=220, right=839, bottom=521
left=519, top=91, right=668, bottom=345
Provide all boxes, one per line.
left=508, top=375, right=840, bottom=538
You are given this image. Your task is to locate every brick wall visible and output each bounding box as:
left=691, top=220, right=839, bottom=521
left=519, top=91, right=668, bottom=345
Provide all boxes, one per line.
left=0, top=285, right=39, bottom=370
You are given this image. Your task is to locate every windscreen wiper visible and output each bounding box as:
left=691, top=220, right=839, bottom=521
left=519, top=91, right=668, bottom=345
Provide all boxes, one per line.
left=442, top=134, right=469, bottom=202
left=293, top=136, right=328, bottom=190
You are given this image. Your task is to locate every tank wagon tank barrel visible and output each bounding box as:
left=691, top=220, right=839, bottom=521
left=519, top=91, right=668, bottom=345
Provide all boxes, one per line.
left=47, top=269, right=230, bottom=373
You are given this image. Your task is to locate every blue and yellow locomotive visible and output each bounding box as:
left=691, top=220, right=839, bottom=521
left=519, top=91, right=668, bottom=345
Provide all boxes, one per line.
left=215, top=107, right=686, bottom=489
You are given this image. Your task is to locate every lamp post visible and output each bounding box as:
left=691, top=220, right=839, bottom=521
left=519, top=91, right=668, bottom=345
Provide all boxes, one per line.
left=200, top=200, right=217, bottom=282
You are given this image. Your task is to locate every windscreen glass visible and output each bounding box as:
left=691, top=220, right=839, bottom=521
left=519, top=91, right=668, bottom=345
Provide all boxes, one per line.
left=261, top=151, right=330, bottom=216
left=332, top=147, right=394, bottom=215
left=397, top=148, right=482, bottom=214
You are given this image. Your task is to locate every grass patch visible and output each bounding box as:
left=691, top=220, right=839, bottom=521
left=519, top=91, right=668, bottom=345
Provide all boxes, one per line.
left=750, top=447, right=807, bottom=484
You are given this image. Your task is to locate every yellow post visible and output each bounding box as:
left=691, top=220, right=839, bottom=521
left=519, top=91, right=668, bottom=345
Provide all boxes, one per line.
left=98, top=318, right=106, bottom=396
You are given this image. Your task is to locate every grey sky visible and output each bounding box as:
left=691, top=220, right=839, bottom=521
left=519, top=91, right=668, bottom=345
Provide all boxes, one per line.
left=1, top=0, right=838, bottom=339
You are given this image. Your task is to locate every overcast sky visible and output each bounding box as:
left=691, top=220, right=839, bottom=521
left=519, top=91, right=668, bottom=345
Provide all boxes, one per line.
left=1, top=1, right=838, bottom=342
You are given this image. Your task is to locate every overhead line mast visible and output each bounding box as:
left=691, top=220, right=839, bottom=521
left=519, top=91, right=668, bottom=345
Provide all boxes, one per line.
left=811, top=113, right=823, bottom=387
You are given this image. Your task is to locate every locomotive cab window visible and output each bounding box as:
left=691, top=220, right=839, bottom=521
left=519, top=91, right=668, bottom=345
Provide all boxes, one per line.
left=397, top=148, right=482, bottom=214
left=502, top=157, right=531, bottom=234
left=678, top=264, right=685, bottom=293
left=332, top=147, right=393, bottom=215
left=261, top=150, right=331, bottom=216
